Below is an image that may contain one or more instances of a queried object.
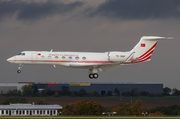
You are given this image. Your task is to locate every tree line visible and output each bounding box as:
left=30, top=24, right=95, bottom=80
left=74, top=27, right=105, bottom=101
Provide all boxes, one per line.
left=1, top=97, right=180, bottom=116
left=3, top=85, right=180, bottom=97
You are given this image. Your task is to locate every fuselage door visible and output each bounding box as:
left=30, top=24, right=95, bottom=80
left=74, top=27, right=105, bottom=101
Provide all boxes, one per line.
left=31, top=53, right=37, bottom=62
left=108, top=52, right=110, bottom=61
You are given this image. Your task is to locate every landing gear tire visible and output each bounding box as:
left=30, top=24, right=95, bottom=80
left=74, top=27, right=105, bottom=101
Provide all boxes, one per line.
left=89, top=74, right=94, bottom=79
left=93, top=73, right=98, bottom=79
left=17, top=70, right=21, bottom=74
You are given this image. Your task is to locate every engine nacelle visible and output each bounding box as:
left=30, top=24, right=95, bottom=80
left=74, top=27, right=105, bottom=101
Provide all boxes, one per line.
left=108, top=52, right=131, bottom=62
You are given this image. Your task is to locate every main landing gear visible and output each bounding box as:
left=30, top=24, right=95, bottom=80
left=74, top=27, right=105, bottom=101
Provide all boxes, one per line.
left=17, top=64, right=23, bottom=74
left=89, top=73, right=99, bottom=79
left=88, top=68, right=99, bottom=79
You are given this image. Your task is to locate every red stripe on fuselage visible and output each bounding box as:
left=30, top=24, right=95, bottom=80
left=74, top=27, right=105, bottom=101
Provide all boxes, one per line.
left=13, top=60, right=116, bottom=64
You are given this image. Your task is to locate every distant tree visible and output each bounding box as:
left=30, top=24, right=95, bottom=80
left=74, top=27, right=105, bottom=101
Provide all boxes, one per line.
left=73, top=91, right=78, bottom=96
left=114, top=88, right=120, bottom=96
left=107, top=91, right=112, bottom=96
left=150, top=111, right=165, bottom=116
left=89, top=91, right=99, bottom=96
left=78, top=89, right=87, bottom=96
left=21, top=85, right=39, bottom=96
left=54, top=91, right=59, bottom=97
left=111, top=100, right=144, bottom=116
left=147, top=93, right=156, bottom=97
left=61, top=108, right=72, bottom=115
left=151, top=105, right=180, bottom=116
left=1, top=90, right=3, bottom=95
left=131, top=87, right=138, bottom=96
left=163, top=87, right=171, bottom=96
left=140, top=91, right=149, bottom=96
left=35, top=99, right=48, bottom=105
left=69, top=91, right=77, bottom=97
left=6, top=89, right=21, bottom=97
left=62, top=101, right=103, bottom=116
left=123, top=91, right=131, bottom=96
left=62, top=86, right=71, bottom=96
left=41, top=88, right=55, bottom=96
left=3, top=97, right=27, bottom=105
left=172, top=88, right=180, bottom=96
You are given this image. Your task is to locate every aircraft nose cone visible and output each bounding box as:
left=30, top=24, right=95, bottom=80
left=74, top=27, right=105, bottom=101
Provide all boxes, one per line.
left=7, top=57, right=15, bottom=63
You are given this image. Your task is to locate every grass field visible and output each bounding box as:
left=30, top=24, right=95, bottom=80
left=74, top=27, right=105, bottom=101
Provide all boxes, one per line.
left=0, top=117, right=180, bottom=119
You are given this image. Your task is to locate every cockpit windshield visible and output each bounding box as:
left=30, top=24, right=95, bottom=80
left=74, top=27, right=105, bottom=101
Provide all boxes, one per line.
left=17, top=53, right=25, bottom=56
left=17, top=53, right=22, bottom=55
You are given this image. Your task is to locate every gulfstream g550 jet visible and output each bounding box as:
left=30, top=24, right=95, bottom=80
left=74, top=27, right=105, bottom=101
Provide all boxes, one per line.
left=7, top=36, right=171, bottom=79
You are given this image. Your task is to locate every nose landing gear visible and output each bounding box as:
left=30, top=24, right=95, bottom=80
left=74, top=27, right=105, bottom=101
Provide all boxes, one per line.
left=17, top=64, right=23, bottom=74
left=17, top=70, right=21, bottom=74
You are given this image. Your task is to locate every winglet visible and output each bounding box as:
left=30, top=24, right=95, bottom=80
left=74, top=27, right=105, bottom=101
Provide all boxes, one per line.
left=166, top=37, right=174, bottom=40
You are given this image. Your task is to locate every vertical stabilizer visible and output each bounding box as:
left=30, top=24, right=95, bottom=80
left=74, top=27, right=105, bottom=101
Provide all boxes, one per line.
left=131, top=36, right=167, bottom=63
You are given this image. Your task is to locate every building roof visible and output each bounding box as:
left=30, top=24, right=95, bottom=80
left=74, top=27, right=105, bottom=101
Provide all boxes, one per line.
left=0, top=104, right=62, bottom=110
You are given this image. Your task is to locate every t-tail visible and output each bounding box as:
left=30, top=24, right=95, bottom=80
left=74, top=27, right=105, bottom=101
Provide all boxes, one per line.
left=130, top=36, right=173, bottom=63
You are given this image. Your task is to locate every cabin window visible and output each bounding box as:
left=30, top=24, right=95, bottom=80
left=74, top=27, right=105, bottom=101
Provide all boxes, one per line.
left=82, top=57, right=86, bottom=60
left=55, top=56, right=59, bottom=59
left=48, top=56, right=52, bottom=59
left=62, top=56, right=65, bottom=59
left=75, top=57, right=79, bottom=60
left=41, top=56, right=45, bottom=59
left=69, top=56, right=72, bottom=60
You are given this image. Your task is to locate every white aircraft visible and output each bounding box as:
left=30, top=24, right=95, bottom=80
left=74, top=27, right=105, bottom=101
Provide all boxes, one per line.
left=7, top=36, right=171, bottom=79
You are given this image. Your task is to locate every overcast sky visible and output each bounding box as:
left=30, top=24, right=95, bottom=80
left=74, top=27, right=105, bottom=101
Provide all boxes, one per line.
left=1, top=0, right=180, bottom=89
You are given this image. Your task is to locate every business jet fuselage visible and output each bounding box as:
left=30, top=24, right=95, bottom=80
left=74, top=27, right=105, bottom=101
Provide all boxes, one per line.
left=7, top=36, right=170, bottom=79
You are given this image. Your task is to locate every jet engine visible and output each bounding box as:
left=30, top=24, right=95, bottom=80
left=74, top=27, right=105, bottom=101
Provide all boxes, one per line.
left=108, top=52, right=130, bottom=62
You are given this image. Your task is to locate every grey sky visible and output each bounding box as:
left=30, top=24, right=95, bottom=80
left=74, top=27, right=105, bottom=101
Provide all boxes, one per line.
left=90, top=0, right=180, bottom=19
left=1, top=0, right=180, bottom=89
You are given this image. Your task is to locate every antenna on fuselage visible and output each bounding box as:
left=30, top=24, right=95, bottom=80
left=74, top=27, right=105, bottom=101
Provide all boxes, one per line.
left=50, top=49, right=53, bottom=52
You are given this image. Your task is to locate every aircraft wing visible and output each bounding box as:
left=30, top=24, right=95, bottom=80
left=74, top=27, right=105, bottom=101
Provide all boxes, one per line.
left=67, top=62, right=121, bottom=71
left=99, top=63, right=121, bottom=71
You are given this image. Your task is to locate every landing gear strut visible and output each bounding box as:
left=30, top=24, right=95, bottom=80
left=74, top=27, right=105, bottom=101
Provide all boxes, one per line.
left=17, top=64, right=23, bottom=74
left=88, top=68, right=99, bottom=79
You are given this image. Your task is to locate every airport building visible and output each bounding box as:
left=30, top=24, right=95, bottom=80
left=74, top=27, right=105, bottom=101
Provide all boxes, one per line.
left=0, top=82, right=163, bottom=95
left=32, top=82, right=163, bottom=94
left=0, top=103, right=62, bottom=116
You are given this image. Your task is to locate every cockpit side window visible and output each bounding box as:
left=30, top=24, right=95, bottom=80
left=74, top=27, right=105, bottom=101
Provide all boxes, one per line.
left=17, top=53, right=22, bottom=55
left=17, top=53, right=25, bottom=56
